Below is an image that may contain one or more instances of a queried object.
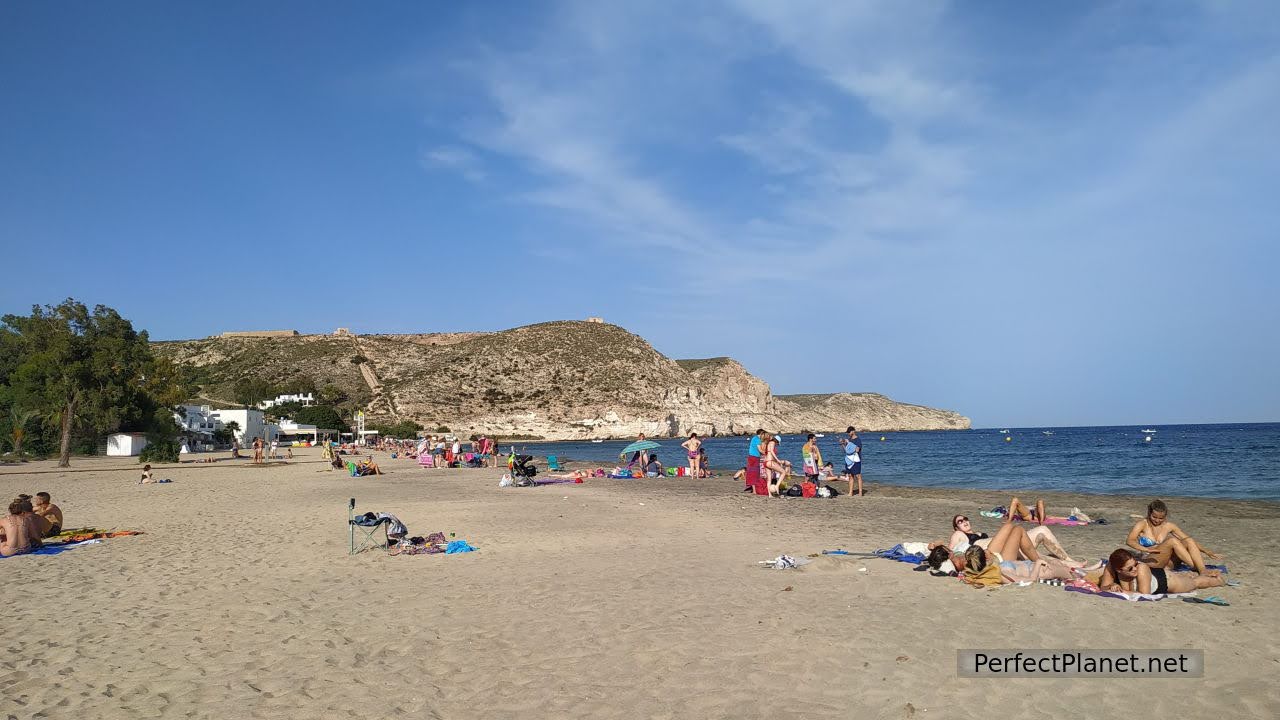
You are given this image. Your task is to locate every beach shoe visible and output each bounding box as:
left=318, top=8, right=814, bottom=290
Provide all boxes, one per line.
left=1226, top=580, right=1242, bottom=587
left=1183, top=596, right=1230, bottom=606
left=980, top=510, right=1003, bottom=518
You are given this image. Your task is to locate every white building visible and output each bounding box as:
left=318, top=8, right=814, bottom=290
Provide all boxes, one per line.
left=259, top=393, right=316, bottom=410
left=175, top=405, right=221, bottom=435
left=209, top=408, right=275, bottom=444
left=106, top=432, right=148, bottom=457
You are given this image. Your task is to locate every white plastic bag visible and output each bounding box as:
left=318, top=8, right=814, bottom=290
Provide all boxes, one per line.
left=498, top=474, right=513, bottom=487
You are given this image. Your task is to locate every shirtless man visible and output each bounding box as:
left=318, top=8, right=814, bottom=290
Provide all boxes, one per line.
left=31, top=492, right=63, bottom=537
left=1127, top=499, right=1223, bottom=574
left=681, top=433, right=702, bottom=478
left=1, top=498, right=43, bottom=557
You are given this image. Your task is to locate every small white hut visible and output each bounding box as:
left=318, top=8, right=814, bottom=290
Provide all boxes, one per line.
left=106, top=432, right=149, bottom=457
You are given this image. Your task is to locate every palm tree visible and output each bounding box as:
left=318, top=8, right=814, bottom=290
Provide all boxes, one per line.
left=8, top=408, right=38, bottom=457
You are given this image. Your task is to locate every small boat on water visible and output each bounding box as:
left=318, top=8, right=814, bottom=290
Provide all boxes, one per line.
left=1141, top=429, right=1158, bottom=434
left=999, top=429, right=1010, bottom=434
left=591, top=439, right=604, bottom=443
left=815, top=433, right=825, bottom=438
left=1042, top=430, right=1054, bottom=436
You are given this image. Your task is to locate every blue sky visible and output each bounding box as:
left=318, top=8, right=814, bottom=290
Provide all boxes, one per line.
left=2, top=1, right=1277, bottom=428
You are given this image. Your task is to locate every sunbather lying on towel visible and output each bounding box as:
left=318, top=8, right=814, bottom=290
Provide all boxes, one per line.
left=933, top=515, right=1079, bottom=564
left=1100, top=548, right=1226, bottom=595
left=960, top=545, right=1082, bottom=586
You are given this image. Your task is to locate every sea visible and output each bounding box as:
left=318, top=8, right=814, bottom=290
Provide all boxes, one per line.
left=512, top=423, right=1280, bottom=502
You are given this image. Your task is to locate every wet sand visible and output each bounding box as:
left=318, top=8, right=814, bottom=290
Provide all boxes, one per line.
left=2, top=449, right=1277, bottom=718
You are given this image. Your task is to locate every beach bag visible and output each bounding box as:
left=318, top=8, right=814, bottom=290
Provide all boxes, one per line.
left=786, top=484, right=803, bottom=497
left=801, top=482, right=817, bottom=498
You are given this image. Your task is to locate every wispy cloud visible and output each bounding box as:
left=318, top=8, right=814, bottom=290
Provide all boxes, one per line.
left=421, top=145, right=486, bottom=183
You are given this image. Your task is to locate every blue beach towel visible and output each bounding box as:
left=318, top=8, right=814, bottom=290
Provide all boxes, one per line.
left=0, top=539, right=100, bottom=559
left=872, top=544, right=926, bottom=564
left=445, top=540, right=476, bottom=554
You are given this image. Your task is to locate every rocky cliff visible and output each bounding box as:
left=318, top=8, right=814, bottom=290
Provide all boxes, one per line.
left=154, top=321, right=969, bottom=438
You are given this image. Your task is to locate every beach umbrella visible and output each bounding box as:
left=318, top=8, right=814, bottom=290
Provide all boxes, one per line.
left=620, top=439, right=661, bottom=457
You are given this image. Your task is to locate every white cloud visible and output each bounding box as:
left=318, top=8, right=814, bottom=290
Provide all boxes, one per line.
left=421, top=145, right=486, bottom=183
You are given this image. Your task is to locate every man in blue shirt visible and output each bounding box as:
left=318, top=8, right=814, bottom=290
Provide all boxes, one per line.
left=745, top=429, right=763, bottom=493
left=839, top=426, right=864, bottom=497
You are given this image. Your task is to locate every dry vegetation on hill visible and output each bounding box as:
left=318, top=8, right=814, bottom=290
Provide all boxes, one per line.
left=154, top=322, right=969, bottom=438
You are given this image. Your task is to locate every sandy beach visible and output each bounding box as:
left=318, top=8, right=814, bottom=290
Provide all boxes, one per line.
left=2, top=449, right=1278, bottom=719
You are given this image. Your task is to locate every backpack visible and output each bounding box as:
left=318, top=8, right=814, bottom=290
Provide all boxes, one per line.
left=801, top=482, right=817, bottom=498
left=786, top=484, right=803, bottom=497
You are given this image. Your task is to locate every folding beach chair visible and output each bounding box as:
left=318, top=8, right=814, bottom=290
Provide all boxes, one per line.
left=547, top=455, right=564, bottom=471
left=348, top=499, right=388, bottom=554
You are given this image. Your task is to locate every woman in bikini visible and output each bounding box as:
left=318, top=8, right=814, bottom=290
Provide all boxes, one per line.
left=961, top=545, right=1080, bottom=585
left=681, top=433, right=702, bottom=478
left=1100, top=548, right=1226, bottom=595
left=934, top=515, right=1079, bottom=564
left=1126, top=499, right=1223, bottom=574
left=760, top=433, right=790, bottom=496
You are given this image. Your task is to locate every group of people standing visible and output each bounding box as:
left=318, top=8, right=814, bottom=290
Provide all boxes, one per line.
left=740, top=426, right=865, bottom=497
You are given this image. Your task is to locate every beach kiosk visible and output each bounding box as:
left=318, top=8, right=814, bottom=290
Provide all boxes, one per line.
left=106, top=432, right=149, bottom=457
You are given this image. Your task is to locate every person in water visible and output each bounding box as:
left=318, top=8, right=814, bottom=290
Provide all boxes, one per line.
left=1100, top=548, right=1226, bottom=595
left=1126, top=499, right=1223, bottom=574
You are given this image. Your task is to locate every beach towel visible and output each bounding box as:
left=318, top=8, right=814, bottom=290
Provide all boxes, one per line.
left=608, top=473, right=637, bottom=479
left=1038, top=516, right=1089, bottom=526
left=872, top=544, right=927, bottom=564
left=445, top=540, right=476, bottom=554
left=1063, top=585, right=1171, bottom=601
left=0, top=539, right=101, bottom=559
left=55, top=530, right=143, bottom=544
left=963, top=563, right=1005, bottom=588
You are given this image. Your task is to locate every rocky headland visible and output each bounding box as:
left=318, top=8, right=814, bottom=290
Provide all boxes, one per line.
left=154, top=321, right=969, bottom=439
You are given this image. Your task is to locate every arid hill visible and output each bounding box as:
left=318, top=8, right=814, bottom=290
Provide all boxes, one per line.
left=153, top=321, right=969, bottom=438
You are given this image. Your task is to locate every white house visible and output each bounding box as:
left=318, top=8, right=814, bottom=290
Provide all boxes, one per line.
left=210, top=408, right=275, bottom=445
left=175, top=405, right=221, bottom=435
left=259, top=393, right=316, bottom=410
left=107, top=432, right=148, bottom=457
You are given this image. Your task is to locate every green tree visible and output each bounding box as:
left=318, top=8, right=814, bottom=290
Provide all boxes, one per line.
left=6, top=407, right=38, bottom=457
left=294, top=405, right=347, bottom=432
left=1, top=299, right=169, bottom=467
left=233, top=378, right=277, bottom=408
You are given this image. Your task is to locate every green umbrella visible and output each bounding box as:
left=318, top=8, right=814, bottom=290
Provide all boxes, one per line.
left=620, top=439, right=661, bottom=458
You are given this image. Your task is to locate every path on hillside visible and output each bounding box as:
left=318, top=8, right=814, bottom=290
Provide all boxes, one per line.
left=349, top=335, right=398, bottom=419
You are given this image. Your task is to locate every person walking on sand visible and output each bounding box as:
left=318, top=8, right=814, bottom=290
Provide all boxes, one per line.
left=268, top=437, right=279, bottom=461
left=839, top=426, right=863, bottom=497
left=681, top=432, right=702, bottom=478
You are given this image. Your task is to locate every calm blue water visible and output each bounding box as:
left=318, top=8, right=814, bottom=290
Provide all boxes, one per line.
left=510, top=423, right=1280, bottom=501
